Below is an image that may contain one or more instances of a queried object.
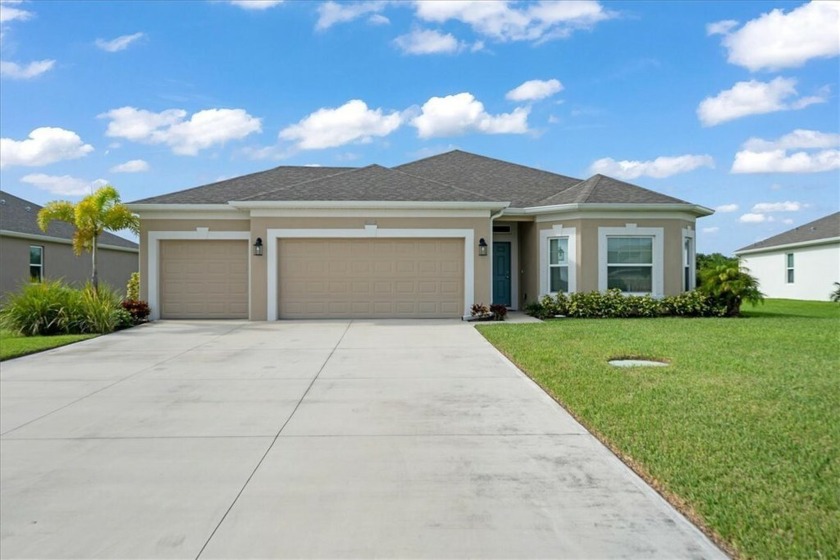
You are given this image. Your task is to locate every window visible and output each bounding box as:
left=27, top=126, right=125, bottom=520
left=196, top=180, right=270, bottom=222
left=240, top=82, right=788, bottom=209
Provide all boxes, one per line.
left=684, top=237, right=692, bottom=291
left=30, top=245, right=43, bottom=282
left=786, top=253, right=794, bottom=283
left=606, top=237, right=653, bottom=293
left=548, top=238, right=569, bottom=292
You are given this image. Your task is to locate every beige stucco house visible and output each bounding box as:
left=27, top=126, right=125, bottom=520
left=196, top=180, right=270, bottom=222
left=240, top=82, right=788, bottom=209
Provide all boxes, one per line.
left=128, top=151, right=713, bottom=320
left=0, top=191, right=139, bottom=299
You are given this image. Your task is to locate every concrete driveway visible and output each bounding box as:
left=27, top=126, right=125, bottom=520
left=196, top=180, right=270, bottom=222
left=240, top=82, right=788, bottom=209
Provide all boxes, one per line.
left=1, top=320, right=725, bottom=559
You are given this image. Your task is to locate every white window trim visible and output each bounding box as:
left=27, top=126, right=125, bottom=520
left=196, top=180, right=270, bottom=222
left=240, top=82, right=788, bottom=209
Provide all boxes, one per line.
left=30, top=245, right=44, bottom=282
left=598, top=225, right=664, bottom=296
left=539, top=225, right=577, bottom=295
left=147, top=230, right=251, bottom=320
left=682, top=227, right=696, bottom=291
left=785, top=252, right=794, bottom=284
left=266, top=227, right=475, bottom=321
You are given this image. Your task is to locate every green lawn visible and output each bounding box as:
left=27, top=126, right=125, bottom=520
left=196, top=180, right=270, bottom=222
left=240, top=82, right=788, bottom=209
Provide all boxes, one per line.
left=477, top=299, right=840, bottom=560
left=0, top=329, right=96, bottom=361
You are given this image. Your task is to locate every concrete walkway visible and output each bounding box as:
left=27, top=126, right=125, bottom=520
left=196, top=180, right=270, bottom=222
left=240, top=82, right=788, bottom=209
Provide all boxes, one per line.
left=0, top=320, right=725, bottom=559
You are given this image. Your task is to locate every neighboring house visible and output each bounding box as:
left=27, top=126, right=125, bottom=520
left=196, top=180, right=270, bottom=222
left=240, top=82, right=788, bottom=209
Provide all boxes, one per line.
left=736, top=212, right=840, bottom=302
left=128, top=150, right=713, bottom=320
left=0, top=191, right=139, bottom=299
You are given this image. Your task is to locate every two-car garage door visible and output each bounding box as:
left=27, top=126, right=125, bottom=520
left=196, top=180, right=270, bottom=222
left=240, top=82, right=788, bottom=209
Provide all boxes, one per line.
left=158, top=238, right=464, bottom=319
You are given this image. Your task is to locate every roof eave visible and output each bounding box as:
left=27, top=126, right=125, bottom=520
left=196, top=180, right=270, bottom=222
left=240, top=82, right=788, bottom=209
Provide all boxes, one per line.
left=126, top=203, right=243, bottom=212
left=735, top=236, right=840, bottom=255
left=229, top=200, right=510, bottom=211
left=511, top=202, right=714, bottom=216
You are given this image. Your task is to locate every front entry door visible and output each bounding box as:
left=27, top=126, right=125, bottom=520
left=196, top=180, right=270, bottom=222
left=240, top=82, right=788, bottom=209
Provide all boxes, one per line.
left=493, top=241, right=511, bottom=307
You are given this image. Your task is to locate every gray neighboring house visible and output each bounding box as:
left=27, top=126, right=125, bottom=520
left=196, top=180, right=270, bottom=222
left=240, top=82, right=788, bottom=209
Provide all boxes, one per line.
left=736, top=212, right=840, bottom=301
left=0, top=190, right=139, bottom=299
left=128, top=150, right=713, bottom=320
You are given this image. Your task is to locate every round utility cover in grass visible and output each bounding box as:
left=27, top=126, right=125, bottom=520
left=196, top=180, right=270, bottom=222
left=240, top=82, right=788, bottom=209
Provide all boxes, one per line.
left=609, top=359, right=669, bottom=367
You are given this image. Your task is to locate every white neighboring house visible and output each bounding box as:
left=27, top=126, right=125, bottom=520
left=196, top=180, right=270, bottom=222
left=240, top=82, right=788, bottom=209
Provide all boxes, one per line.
left=735, top=212, right=840, bottom=302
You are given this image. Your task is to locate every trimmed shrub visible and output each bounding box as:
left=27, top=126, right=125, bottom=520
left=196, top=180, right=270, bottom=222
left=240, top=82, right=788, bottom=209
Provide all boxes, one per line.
left=121, top=299, right=151, bottom=324
left=489, top=303, right=508, bottom=321
left=523, top=289, right=729, bottom=320
left=0, top=280, right=79, bottom=335
left=126, top=272, right=140, bottom=301
left=470, top=303, right=489, bottom=317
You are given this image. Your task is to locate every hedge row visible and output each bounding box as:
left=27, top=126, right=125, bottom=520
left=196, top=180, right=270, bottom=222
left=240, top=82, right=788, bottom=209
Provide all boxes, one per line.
left=524, top=289, right=728, bottom=319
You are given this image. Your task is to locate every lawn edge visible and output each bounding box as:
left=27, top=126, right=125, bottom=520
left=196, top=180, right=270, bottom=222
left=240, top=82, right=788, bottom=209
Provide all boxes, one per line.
left=488, top=342, right=741, bottom=560
left=0, top=334, right=99, bottom=362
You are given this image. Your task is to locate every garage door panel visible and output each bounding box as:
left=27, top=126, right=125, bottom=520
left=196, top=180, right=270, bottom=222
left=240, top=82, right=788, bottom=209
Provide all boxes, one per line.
left=160, top=240, right=248, bottom=319
left=278, top=238, right=464, bottom=319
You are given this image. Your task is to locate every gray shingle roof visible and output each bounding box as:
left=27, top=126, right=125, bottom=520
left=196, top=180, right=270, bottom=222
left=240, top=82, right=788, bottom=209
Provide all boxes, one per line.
left=537, top=174, right=690, bottom=206
left=0, top=190, right=138, bottom=249
left=240, top=165, right=494, bottom=202
left=736, top=212, right=840, bottom=253
left=130, top=165, right=354, bottom=204
left=395, top=150, right=581, bottom=207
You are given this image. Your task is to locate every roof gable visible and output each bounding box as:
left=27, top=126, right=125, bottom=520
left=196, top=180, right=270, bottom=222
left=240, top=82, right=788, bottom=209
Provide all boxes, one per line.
left=0, top=191, right=138, bottom=249
left=737, top=212, right=840, bottom=253
left=537, top=174, right=690, bottom=206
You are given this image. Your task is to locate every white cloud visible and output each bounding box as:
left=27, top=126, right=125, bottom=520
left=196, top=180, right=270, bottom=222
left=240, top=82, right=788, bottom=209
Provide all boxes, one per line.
left=227, top=0, right=283, bottom=10
left=782, top=218, right=794, bottom=225
left=506, top=78, right=563, bottom=102
left=413, top=0, right=612, bottom=43
left=95, top=32, right=144, bottom=52
left=743, top=129, right=840, bottom=151
left=279, top=99, right=402, bottom=150
left=715, top=203, right=739, bottom=213
left=697, top=77, right=827, bottom=126
left=706, top=19, right=738, bottom=36
left=702, top=226, right=720, bottom=234
left=0, top=0, right=32, bottom=23
left=368, top=14, right=389, bottom=25
left=589, top=154, right=714, bottom=180
left=110, top=159, right=149, bottom=173
left=0, top=127, right=93, bottom=168
left=752, top=201, right=803, bottom=212
left=394, top=28, right=462, bottom=55
left=0, top=59, right=54, bottom=79
left=100, top=106, right=262, bottom=155
left=732, top=130, right=840, bottom=174
left=316, top=1, right=387, bottom=29
left=713, top=2, right=840, bottom=71
left=739, top=213, right=770, bottom=224
left=20, top=174, right=107, bottom=196
left=411, top=92, right=529, bottom=138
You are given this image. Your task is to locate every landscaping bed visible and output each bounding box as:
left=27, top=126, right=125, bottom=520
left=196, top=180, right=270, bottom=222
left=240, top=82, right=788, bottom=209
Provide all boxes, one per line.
left=477, top=299, right=839, bottom=559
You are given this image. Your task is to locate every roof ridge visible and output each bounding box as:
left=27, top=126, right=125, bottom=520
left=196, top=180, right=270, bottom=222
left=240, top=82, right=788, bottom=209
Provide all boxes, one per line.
left=390, top=167, right=497, bottom=201
left=576, top=175, right=602, bottom=203
left=396, top=149, right=581, bottom=183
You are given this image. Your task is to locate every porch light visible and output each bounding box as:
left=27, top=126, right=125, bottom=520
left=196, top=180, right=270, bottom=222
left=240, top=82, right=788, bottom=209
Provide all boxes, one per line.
left=478, top=238, right=488, bottom=257
left=253, top=237, right=263, bottom=256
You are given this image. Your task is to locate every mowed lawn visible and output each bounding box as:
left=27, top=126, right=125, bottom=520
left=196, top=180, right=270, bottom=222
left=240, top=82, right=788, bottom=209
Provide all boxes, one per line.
left=0, top=329, right=96, bottom=361
left=478, top=300, right=839, bottom=560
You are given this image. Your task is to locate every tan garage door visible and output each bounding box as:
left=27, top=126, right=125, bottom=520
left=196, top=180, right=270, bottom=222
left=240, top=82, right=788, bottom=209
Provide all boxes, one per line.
left=160, top=240, right=248, bottom=319
left=278, top=238, right=464, bottom=319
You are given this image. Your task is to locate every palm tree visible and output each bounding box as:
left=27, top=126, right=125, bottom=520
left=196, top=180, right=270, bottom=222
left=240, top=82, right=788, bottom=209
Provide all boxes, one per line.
left=37, top=185, right=139, bottom=290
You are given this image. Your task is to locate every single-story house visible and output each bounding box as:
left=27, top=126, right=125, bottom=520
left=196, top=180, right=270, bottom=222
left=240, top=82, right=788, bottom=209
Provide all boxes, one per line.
left=0, top=190, right=139, bottom=300
left=736, top=212, right=839, bottom=301
left=128, top=150, right=713, bottom=320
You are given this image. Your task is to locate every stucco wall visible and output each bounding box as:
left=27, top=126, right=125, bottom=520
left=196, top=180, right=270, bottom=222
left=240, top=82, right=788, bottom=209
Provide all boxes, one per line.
left=1, top=235, right=138, bottom=299
left=740, top=242, right=839, bottom=301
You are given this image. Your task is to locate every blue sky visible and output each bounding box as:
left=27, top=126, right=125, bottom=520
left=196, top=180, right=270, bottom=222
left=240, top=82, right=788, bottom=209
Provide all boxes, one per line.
left=1, top=0, right=838, bottom=255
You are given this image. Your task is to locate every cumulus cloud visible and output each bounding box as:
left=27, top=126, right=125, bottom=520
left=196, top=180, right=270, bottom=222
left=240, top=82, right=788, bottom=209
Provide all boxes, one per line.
left=227, top=0, right=283, bottom=10
left=368, top=14, right=390, bottom=25
left=414, top=0, right=613, bottom=43
left=589, top=154, right=714, bottom=180
left=411, top=92, right=530, bottom=138
left=0, top=127, right=93, bottom=168
left=731, top=129, right=840, bottom=174
left=711, top=2, right=840, bottom=71
left=0, top=0, right=32, bottom=23
left=697, top=77, right=827, bottom=126
left=0, top=59, right=54, bottom=79
left=316, top=1, right=388, bottom=29
left=20, top=174, right=108, bottom=196
left=706, top=19, right=737, bottom=36
left=110, top=159, right=149, bottom=173
left=752, top=201, right=803, bottom=212
left=715, top=203, right=739, bottom=213
left=506, top=78, right=563, bottom=102
left=95, top=32, right=144, bottom=52
left=100, top=106, right=262, bottom=155
left=702, top=226, right=720, bottom=234
left=394, top=28, right=463, bottom=55
left=739, top=213, right=771, bottom=224
left=279, top=99, right=402, bottom=150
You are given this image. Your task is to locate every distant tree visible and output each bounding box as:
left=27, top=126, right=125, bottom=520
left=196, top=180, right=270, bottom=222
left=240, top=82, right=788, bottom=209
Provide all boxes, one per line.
left=831, top=282, right=840, bottom=303
left=37, top=185, right=138, bottom=290
left=696, top=253, right=739, bottom=287
left=698, top=264, right=764, bottom=316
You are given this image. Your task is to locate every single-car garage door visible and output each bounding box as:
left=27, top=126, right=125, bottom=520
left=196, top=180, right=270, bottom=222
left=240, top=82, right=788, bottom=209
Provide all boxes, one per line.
left=160, top=240, right=248, bottom=319
left=278, top=238, right=464, bottom=319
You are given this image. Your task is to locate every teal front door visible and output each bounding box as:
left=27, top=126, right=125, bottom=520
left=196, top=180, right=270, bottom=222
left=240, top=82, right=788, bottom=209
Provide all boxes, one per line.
left=493, top=241, right=511, bottom=307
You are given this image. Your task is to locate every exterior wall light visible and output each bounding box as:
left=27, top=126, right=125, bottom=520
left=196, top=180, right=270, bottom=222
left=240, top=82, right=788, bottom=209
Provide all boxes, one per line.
left=478, top=238, right=488, bottom=257
left=253, top=237, right=263, bottom=256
